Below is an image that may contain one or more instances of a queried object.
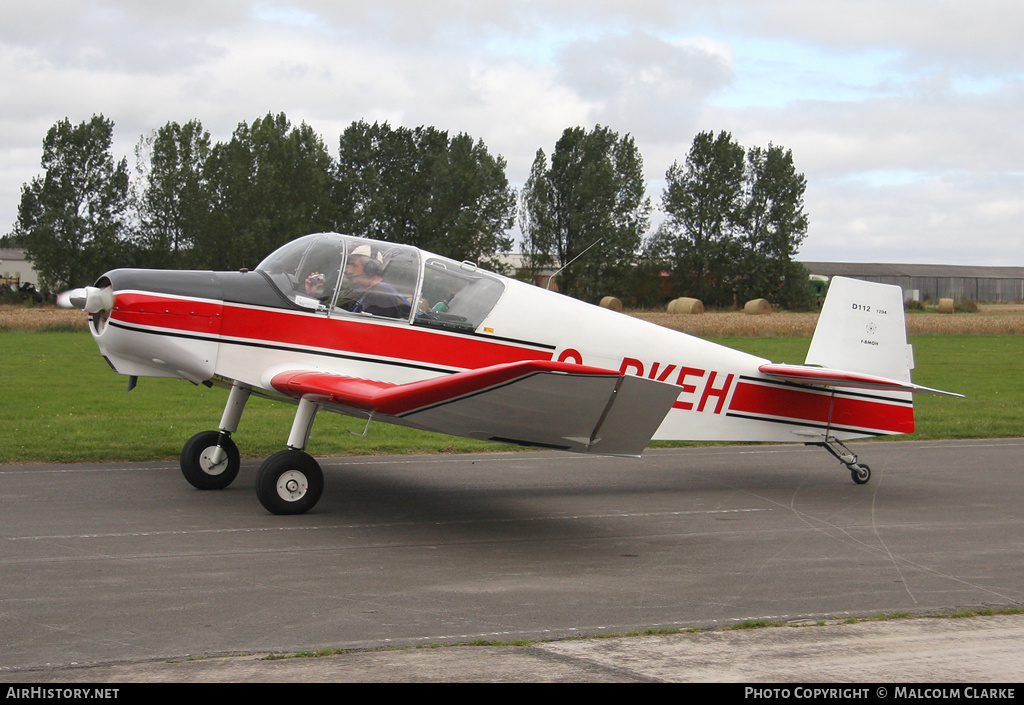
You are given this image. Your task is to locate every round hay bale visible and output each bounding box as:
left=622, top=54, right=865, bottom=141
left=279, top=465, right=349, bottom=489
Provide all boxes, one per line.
left=938, top=298, right=955, bottom=314
left=743, top=298, right=772, bottom=315
left=599, top=296, right=623, bottom=312
left=667, top=297, right=704, bottom=315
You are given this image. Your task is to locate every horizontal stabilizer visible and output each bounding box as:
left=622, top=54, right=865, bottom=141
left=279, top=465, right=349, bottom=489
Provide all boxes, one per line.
left=270, top=360, right=682, bottom=456
left=758, top=363, right=963, bottom=397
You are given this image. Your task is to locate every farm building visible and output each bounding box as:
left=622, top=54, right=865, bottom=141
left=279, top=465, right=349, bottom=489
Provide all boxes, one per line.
left=801, top=262, right=1024, bottom=303
left=1, top=248, right=37, bottom=289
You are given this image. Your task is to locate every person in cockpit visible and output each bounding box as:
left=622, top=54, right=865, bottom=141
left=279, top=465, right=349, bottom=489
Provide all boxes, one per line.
left=339, top=247, right=410, bottom=319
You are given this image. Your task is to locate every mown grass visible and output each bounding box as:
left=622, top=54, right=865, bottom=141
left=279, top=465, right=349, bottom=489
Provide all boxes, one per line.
left=2, top=327, right=1017, bottom=464
left=0, top=331, right=517, bottom=463
left=257, top=606, right=1024, bottom=661
left=715, top=335, right=1024, bottom=440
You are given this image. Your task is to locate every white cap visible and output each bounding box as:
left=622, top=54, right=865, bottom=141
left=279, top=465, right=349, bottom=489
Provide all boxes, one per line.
left=350, top=244, right=383, bottom=263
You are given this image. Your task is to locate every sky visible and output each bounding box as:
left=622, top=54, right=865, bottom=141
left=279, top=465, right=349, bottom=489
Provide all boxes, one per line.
left=2, top=0, right=1024, bottom=266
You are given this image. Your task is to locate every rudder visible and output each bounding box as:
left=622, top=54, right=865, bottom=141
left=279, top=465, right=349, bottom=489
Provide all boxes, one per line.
left=805, top=276, right=914, bottom=384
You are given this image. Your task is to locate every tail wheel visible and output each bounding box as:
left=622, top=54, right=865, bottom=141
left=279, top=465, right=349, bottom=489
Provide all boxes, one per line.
left=850, top=464, right=871, bottom=485
left=181, top=431, right=241, bottom=490
left=256, top=450, right=324, bottom=515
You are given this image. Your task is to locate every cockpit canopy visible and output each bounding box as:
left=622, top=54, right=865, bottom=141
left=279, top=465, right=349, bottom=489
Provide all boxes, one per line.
left=256, top=233, right=506, bottom=332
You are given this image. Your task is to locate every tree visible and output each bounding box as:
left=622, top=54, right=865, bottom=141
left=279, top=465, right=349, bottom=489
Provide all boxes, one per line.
left=334, top=121, right=515, bottom=266
left=202, top=113, right=335, bottom=269
left=519, top=125, right=651, bottom=301
left=654, top=131, right=812, bottom=308
left=654, top=130, right=746, bottom=307
left=11, top=115, right=129, bottom=293
left=422, top=132, right=516, bottom=268
left=736, top=144, right=812, bottom=308
left=132, top=120, right=211, bottom=269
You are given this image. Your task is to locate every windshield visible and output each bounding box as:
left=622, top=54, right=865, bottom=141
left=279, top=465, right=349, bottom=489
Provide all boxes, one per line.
left=257, top=233, right=421, bottom=321
left=415, top=257, right=506, bottom=331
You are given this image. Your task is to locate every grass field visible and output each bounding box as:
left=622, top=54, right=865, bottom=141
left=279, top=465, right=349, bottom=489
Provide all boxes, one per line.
left=711, top=335, right=1024, bottom=442
left=0, top=330, right=514, bottom=463
left=2, top=304, right=1022, bottom=463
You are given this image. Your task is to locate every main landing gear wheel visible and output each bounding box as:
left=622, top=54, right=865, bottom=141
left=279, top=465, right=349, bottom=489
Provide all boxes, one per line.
left=180, top=430, right=241, bottom=490
left=850, top=464, right=871, bottom=485
left=256, top=450, right=324, bottom=515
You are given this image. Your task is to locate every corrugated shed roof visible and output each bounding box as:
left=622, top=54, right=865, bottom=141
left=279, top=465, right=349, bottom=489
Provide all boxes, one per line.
left=800, top=262, right=1024, bottom=279
left=0, top=247, right=29, bottom=261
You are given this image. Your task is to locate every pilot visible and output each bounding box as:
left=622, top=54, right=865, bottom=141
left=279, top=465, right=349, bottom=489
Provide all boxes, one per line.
left=331, top=245, right=379, bottom=306
left=339, top=246, right=410, bottom=319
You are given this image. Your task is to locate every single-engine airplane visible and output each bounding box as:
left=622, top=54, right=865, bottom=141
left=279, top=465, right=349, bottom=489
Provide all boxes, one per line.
left=63, top=232, right=960, bottom=514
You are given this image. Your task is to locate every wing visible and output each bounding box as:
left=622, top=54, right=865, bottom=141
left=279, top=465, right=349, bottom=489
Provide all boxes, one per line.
left=269, top=360, right=682, bottom=457
left=758, top=363, right=963, bottom=397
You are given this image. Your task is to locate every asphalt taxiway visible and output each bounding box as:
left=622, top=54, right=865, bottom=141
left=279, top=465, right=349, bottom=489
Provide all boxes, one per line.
left=2, top=439, right=1023, bottom=682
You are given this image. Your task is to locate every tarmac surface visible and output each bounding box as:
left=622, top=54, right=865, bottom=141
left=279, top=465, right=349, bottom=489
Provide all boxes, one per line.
left=2, top=439, right=1023, bottom=683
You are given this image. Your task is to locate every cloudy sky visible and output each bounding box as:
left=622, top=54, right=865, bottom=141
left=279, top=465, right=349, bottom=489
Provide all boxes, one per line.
left=3, top=0, right=1023, bottom=265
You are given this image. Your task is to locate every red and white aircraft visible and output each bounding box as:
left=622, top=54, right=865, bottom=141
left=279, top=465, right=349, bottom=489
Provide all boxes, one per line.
left=64, top=232, right=960, bottom=514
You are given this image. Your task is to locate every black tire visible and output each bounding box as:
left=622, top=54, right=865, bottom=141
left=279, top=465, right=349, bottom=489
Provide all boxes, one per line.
left=180, top=431, right=241, bottom=490
left=850, top=464, right=871, bottom=485
left=256, top=450, right=324, bottom=515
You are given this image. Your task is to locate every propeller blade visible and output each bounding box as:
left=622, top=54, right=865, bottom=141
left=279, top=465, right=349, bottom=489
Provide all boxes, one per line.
left=56, top=286, right=112, bottom=313
left=56, top=288, right=88, bottom=309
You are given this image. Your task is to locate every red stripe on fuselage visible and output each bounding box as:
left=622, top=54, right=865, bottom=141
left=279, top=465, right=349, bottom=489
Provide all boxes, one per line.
left=110, top=292, right=553, bottom=372
left=728, top=379, right=914, bottom=434
left=109, top=292, right=223, bottom=335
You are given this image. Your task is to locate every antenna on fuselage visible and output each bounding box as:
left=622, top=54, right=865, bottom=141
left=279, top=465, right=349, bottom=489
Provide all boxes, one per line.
left=546, top=239, right=604, bottom=290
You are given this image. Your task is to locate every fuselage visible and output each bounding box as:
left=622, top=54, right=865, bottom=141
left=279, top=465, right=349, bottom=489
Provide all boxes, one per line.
left=86, top=233, right=913, bottom=443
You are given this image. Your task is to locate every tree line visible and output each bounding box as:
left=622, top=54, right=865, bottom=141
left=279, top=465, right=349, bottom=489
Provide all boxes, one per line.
left=6, top=113, right=812, bottom=309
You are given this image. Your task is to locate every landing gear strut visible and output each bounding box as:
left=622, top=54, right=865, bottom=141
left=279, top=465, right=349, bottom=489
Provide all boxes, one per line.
left=812, top=436, right=872, bottom=485
left=182, top=386, right=328, bottom=514
left=255, top=397, right=325, bottom=515
left=180, top=382, right=251, bottom=490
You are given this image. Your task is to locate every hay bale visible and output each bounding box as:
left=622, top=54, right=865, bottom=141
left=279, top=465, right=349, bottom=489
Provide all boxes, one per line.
left=743, top=298, right=772, bottom=315
left=599, top=296, right=623, bottom=312
left=667, top=297, right=704, bottom=314
left=938, top=298, right=955, bottom=314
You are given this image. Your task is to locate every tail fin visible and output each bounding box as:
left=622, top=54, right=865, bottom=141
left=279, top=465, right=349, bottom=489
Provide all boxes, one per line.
left=758, top=276, right=961, bottom=398
left=762, top=277, right=958, bottom=463
left=805, top=276, right=914, bottom=382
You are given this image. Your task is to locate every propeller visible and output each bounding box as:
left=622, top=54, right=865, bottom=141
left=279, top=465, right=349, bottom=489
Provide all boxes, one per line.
left=56, top=285, right=113, bottom=313
left=56, top=283, right=128, bottom=387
